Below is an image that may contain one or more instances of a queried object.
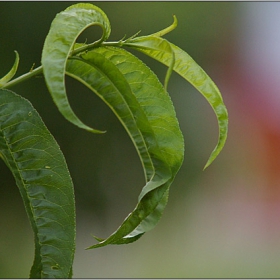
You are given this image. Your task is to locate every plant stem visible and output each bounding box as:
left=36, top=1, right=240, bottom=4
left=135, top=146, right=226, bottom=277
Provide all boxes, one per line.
left=2, top=41, right=125, bottom=90
left=2, top=65, right=43, bottom=89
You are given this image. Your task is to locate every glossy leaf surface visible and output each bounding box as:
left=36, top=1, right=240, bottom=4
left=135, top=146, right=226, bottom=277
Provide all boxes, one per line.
left=66, top=46, right=184, bottom=248
left=41, top=3, right=111, bottom=133
left=124, top=35, right=228, bottom=168
left=0, top=89, right=75, bottom=278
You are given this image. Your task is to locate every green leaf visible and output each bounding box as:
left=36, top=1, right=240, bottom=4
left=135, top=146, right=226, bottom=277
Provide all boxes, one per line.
left=65, top=46, right=184, bottom=248
left=123, top=35, right=228, bottom=169
left=0, top=51, right=19, bottom=87
left=150, top=14, right=178, bottom=37
left=0, top=89, right=75, bottom=278
left=41, top=3, right=111, bottom=134
left=124, top=36, right=176, bottom=91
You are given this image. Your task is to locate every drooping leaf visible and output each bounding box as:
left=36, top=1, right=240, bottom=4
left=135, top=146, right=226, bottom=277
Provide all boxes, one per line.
left=124, top=36, right=176, bottom=91
left=67, top=48, right=156, bottom=182
left=65, top=46, right=184, bottom=248
left=123, top=35, right=228, bottom=168
left=0, top=89, right=76, bottom=278
left=41, top=3, right=111, bottom=134
left=0, top=51, right=19, bottom=87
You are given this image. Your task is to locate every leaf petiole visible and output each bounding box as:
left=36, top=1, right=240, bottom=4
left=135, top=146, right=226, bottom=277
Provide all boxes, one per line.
left=2, top=42, right=112, bottom=89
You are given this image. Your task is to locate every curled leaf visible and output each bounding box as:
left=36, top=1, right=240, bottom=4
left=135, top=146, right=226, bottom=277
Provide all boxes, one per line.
left=41, top=3, right=111, bottom=133
left=66, top=46, right=184, bottom=248
left=123, top=35, right=228, bottom=168
left=0, top=51, right=19, bottom=87
left=150, top=15, right=178, bottom=37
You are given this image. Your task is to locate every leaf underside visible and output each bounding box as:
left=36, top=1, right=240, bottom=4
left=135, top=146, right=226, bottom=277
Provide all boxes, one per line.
left=41, top=3, right=111, bottom=134
left=0, top=89, right=76, bottom=278
left=41, top=2, right=228, bottom=249
left=66, top=46, right=184, bottom=248
left=123, top=35, right=228, bottom=169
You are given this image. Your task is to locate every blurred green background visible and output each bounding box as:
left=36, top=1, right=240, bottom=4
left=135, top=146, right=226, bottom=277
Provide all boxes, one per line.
left=2, top=1, right=280, bottom=278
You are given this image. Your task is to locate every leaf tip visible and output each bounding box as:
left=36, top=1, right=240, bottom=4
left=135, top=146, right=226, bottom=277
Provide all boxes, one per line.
left=0, top=50, right=20, bottom=87
left=172, top=14, right=178, bottom=28
left=88, top=128, right=107, bottom=134
left=203, top=160, right=211, bottom=171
